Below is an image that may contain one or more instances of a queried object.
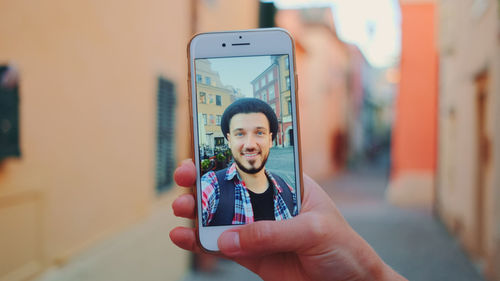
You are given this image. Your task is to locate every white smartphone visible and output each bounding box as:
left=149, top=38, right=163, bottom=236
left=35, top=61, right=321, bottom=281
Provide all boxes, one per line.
left=188, top=28, right=303, bottom=252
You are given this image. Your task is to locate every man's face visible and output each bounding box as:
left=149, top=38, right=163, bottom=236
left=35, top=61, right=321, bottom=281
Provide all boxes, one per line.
left=227, top=112, right=272, bottom=175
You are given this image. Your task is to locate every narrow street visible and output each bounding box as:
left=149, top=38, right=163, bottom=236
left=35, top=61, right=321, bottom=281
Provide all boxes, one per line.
left=183, top=162, right=486, bottom=281
left=266, top=146, right=296, bottom=189
left=321, top=164, right=484, bottom=281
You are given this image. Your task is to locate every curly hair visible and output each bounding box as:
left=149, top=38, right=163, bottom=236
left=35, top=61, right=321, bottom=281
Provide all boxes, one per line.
left=221, top=98, right=278, bottom=141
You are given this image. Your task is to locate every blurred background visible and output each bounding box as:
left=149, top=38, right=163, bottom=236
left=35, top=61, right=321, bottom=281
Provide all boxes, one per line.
left=0, top=0, right=499, bottom=280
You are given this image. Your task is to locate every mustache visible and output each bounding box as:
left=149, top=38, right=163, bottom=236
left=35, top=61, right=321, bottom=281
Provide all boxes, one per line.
left=241, top=149, right=260, bottom=153
left=233, top=150, right=270, bottom=175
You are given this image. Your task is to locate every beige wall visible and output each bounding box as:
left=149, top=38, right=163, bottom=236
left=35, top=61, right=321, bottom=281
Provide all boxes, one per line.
left=299, top=27, right=349, bottom=179
left=197, top=84, right=233, bottom=135
left=437, top=0, right=500, bottom=279
left=0, top=0, right=193, bottom=280
left=276, top=9, right=350, bottom=180
left=195, top=0, right=259, bottom=33
left=495, top=47, right=500, bottom=280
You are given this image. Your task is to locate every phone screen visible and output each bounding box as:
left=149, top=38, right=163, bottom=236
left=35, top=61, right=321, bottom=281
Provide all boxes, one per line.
left=194, top=54, right=299, bottom=227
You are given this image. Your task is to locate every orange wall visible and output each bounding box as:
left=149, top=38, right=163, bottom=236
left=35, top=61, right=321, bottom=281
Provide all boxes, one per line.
left=0, top=1, right=262, bottom=279
left=392, top=3, right=438, bottom=178
left=0, top=1, right=193, bottom=279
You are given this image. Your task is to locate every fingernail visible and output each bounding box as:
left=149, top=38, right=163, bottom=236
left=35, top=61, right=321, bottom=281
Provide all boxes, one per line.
left=219, top=231, right=241, bottom=255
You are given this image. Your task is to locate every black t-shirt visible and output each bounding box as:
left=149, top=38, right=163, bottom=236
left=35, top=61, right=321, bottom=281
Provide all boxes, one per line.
left=247, top=183, right=275, bottom=221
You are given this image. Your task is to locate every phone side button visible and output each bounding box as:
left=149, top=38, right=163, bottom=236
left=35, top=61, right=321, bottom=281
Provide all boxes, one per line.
left=187, top=78, right=192, bottom=102
left=295, top=74, right=299, bottom=92
left=188, top=78, right=193, bottom=116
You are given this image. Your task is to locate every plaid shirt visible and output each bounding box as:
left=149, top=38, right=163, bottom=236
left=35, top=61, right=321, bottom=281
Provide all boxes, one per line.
left=201, top=162, right=298, bottom=226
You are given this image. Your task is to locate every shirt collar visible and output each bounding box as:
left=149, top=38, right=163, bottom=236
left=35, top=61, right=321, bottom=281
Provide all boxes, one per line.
left=225, top=162, right=240, bottom=181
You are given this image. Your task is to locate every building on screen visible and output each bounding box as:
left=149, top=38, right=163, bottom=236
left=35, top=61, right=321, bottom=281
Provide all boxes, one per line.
left=251, top=55, right=293, bottom=147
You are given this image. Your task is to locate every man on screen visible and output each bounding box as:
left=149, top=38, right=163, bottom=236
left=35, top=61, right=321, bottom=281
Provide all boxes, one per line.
left=201, top=98, right=297, bottom=226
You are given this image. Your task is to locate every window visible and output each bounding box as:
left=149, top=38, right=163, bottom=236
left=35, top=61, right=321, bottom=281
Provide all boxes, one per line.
left=202, top=114, right=207, bottom=125
left=258, top=79, right=262, bottom=89
left=286, top=76, right=290, bottom=90
left=268, top=85, right=275, bottom=100
left=208, top=94, right=214, bottom=104
left=205, top=76, right=211, bottom=85
left=0, top=65, right=20, bottom=161
left=262, top=91, right=267, bottom=102
left=285, top=57, right=289, bottom=69
left=288, top=99, right=292, bottom=115
left=196, top=74, right=202, bottom=83
left=271, top=103, right=276, bottom=113
left=209, top=114, right=215, bottom=125
left=199, top=92, right=206, bottom=104
left=267, top=71, right=273, bottom=83
left=215, top=137, right=225, bottom=146
left=216, top=115, right=221, bottom=125
left=216, top=95, right=222, bottom=106
left=156, top=77, right=176, bottom=193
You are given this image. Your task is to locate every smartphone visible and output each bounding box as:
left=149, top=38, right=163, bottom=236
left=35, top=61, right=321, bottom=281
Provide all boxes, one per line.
left=188, top=28, right=303, bottom=252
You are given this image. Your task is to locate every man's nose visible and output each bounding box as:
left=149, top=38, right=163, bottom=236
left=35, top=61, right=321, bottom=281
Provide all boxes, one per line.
left=243, top=135, right=258, bottom=149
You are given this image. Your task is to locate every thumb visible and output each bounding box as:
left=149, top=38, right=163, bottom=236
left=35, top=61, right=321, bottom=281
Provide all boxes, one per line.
left=218, top=215, right=316, bottom=257
left=174, top=159, right=196, bottom=187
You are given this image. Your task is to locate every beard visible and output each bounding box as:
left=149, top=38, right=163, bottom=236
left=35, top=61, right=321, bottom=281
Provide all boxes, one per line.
left=234, top=152, right=269, bottom=174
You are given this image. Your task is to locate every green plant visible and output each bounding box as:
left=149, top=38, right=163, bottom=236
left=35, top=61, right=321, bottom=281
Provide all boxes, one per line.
left=216, top=153, right=226, bottom=162
left=201, top=159, right=211, bottom=171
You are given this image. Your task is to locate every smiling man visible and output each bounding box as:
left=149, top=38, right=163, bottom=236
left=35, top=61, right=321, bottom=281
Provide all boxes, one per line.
left=201, top=98, right=297, bottom=226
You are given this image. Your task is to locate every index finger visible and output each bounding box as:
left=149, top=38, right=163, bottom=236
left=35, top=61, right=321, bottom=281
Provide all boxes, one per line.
left=174, top=159, right=196, bottom=187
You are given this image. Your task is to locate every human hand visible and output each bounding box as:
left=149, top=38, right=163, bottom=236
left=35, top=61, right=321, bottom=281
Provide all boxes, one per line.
left=170, top=159, right=407, bottom=281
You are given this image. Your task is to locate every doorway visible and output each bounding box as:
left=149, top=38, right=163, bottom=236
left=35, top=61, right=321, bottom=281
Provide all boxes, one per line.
left=474, top=68, right=490, bottom=257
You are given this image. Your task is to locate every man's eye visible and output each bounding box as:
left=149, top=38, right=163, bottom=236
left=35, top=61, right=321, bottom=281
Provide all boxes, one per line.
left=236, top=132, right=243, bottom=137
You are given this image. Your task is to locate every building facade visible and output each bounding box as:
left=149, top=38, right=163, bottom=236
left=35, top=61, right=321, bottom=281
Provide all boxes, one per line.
left=387, top=0, right=438, bottom=208
left=276, top=8, right=351, bottom=179
left=436, top=0, right=500, bottom=279
left=277, top=54, right=294, bottom=147
left=195, top=59, right=236, bottom=157
left=251, top=55, right=293, bottom=147
left=387, top=1, right=500, bottom=279
left=0, top=0, right=260, bottom=280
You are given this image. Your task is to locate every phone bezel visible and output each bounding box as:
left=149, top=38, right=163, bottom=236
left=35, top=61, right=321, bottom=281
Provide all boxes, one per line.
left=188, top=28, right=303, bottom=252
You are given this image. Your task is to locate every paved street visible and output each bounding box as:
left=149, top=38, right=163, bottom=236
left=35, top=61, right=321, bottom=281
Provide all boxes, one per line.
left=321, top=165, right=485, bottom=281
left=266, top=146, right=296, bottom=189
left=183, top=163, right=486, bottom=281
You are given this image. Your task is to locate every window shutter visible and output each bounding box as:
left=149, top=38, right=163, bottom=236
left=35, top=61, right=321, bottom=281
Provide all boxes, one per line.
left=0, top=66, right=21, bottom=161
left=156, top=77, right=176, bottom=193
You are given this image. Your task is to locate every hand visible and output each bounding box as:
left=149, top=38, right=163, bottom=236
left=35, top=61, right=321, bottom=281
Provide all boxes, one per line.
left=170, top=159, right=407, bottom=281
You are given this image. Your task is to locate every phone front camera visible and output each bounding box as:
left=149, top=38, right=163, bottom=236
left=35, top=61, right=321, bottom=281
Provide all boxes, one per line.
left=222, top=43, right=226, bottom=47
left=239, top=36, right=242, bottom=39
